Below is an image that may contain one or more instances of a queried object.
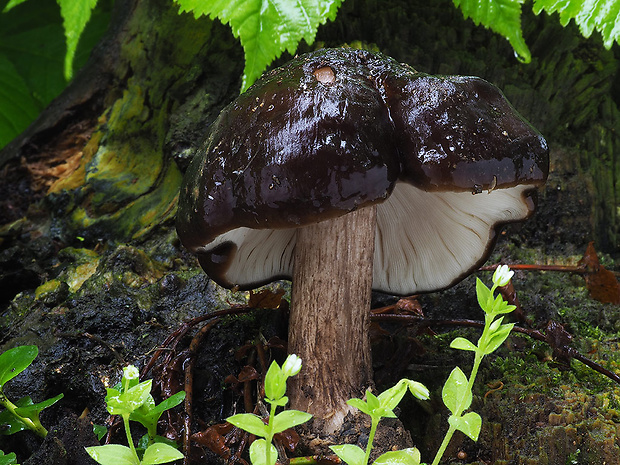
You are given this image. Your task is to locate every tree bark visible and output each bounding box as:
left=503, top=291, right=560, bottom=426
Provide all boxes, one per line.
left=289, top=206, right=376, bottom=433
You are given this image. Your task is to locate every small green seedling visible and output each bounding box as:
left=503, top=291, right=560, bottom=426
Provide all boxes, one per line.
left=0, top=450, right=18, bottom=465
left=0, top=345, right=63, bottom=438
left=86, top=365, right=185, bottom=465
left=330, top=379, right=429, bottom=465
left=430, top=265, right=516, bottom=465
left=227, top=354, right=312, bottom=465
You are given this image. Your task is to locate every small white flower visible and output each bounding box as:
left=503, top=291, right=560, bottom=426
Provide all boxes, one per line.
left=123, top=365, right=139, bottom=380
left=492, top=264, right=514, bottom=287
left=282, top=354, right=302, bottom=377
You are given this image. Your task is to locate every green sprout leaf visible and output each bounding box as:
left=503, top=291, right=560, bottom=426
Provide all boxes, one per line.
left=13, top=393, right=63, bottom=420
left=0, top=346, right=38, bottom=386
left=85, top=444, right=140, bottom=465
left=450, top=337, right=478, bottom=352
left=140, top=442, right=184, bottom=465
left=249, top=439, right=278, bottom=465
left=453, top=0, right=531, bottom=63
left=442, top=367, right=471, bottom=416
left=263, top=360, right=286, bottom=401
left=105, top=380, right=152, bottom=416
left=475, top=278, right=493, bottom=313
left=174, top=0, right=343, bottom=91
left=330, top=444, right=366, bottom=465
left=377, top=379, right=408, bottom=410
left=226, top=413, right=268, bottom=438
left=481, top=322, right=515, bottom=355
left=347, top=397, right=373, bottom=416
left=130, top=390, right=186, bottom=431
left=272, top=410, right=313, bottom=435
left=373, top=447, right=421, bottom=465
left=448, top=411, right=482, bottom=441
left=533, top=0, right=620, bottom=49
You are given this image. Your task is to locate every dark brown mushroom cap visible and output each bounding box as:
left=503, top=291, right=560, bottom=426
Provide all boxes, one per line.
left=383, top=72, right=548, bottom=192
left=177, top=49, right=399, bottom=251
left=176, top=48, right=549, bottom=294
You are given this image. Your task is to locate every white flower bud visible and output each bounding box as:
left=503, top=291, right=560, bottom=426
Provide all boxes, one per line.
left=123, top=365, right=139, bottom=381
left=282, top=354, right=302, bottom=377
left=492, top=264, right=514, bottom=287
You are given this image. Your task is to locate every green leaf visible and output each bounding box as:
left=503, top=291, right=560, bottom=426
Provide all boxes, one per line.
left=448, top=411, right=482, bottom=441
left=481, top=322, right=514, bottom=355
left=347, top=397, right=372, bottom=416
left=373, top=447, right=421, bottom=465
left=131, top=391, right=186, bottom=430
left=475, top=278, right=493, bottom=313
left=533, top=0, right=620, bottom=49
left=330, top=444, right=366, bottom=465
left=226, top=413, right=268, bottom=437
left=85, top=444, right=140, bottom=465
left=0, top=450, right=18, bottom=465
left=272, top=410, right=312, bottom=434
left=0, top=398, right=30, bottom=435
left=106, top=380, right=152, bottom=416
left=450, top=337, right=478, bottom=352
left=442, top=367, right=471, bottom=416
left=14, top=393, right=63, bottom=420
left=175, top=0, right=343, bottom=91
left=93, top=424, right=107, bottom=441
left=263, top=361, right=286, bottom=401
left=141, top=442, right=184, bottom=465
left=377, top=380, right=408, bottom=410
left=249, top=439, right=278, bottom=465
left=0, top=51, right=41, bottom=148
left=453, top=0, right=531, bottom=63
left=57, top=0, right=98, bottom=80
left=2, top=0, right=29, bottom=12
left=0, top=346, right=38, bottom=386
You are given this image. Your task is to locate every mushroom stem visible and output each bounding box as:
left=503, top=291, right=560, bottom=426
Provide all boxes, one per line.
left=288, top=205, right=376, bottom=433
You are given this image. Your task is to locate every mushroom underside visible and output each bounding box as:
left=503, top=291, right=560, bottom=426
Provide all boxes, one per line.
left=194, top=181, right=534, bottom=294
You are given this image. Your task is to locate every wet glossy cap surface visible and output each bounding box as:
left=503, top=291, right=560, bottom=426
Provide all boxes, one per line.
left=176, top=48, right=549, bottom=293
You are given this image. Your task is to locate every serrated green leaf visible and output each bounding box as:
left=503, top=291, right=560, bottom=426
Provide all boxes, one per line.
left=450, top=337, right=478, bottom=352
left=272, top=409, right=312, bottom=434
left=249, top=439, right=278, bottom=465
left=141, top=442, right=184, bottom=465
left=373, top=447, right=421, bottom=465
left=442, top=367, right=471, bottom=415
left=330, top=444, right=365, bottom=465
left=57, top=0, right=98, bottom=80
left=448, top=411, right=482, bottom=441
left=2, top=0, right=29, bottom=13
left=227, top=413, right=268, bottom=437
left=85, top=444, right=140, bottom=465
left=0, top=450, right=18, bottom=465
left=175, top=0, right=343, bottom=91
left=453, top=0, right=531, bottom=63
left=0, top=346, right=38, bottom=386
left=533, top=0, right=620, bottom=49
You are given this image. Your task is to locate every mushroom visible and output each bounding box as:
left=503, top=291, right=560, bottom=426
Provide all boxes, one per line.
left=176, top=48, right=548, bottom=433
